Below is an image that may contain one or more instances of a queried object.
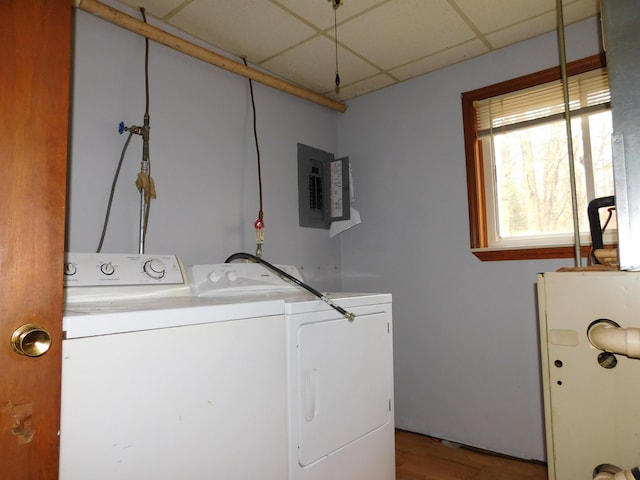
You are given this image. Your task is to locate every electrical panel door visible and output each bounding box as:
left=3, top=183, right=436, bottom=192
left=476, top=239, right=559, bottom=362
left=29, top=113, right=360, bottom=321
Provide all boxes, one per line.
left=297, top=143, right=350, bottom=229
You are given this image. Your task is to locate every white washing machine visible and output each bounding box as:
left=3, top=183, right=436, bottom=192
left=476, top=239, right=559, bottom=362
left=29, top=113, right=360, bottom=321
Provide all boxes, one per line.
left=60, top=253, right=288, bottom=480
left=190, top=262, right=395, bottom=480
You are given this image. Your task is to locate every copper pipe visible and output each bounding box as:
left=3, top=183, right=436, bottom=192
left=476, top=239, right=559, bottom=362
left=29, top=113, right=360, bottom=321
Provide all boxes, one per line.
left=72, top=0, right=348, bottom=113
left=556, top=0, right=582, bottom=267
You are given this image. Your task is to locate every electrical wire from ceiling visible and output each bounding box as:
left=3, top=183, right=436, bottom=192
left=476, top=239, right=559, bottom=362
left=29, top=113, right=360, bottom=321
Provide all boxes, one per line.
left=136, top=6, right=154, bottom=254
left=242, top=57, right=265, bottom=258
left=95, top=7, right=155, bottom=254
left=331, top=0, right=342, bottom=93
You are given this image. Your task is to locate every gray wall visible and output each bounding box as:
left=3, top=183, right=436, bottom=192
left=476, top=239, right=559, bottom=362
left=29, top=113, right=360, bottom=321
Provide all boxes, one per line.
left=68, top=3, right=602, bottom=463
left=68, top=4, right=341, bottom=291
left=337, top=17, right=602, bottom=460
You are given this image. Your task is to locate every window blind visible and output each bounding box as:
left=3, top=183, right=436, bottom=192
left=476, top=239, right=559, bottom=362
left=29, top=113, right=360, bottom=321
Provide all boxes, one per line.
left=475, top=68, right=610, bottom=136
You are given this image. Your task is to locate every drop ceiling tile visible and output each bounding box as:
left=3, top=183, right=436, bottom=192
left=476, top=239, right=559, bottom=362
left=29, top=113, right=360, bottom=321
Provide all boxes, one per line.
left=114, top=0, right=188, bottom=19
left=324, top=73, right=397, bottom=102
left=484, top=10, right=557, bottom=49
left=561, top=0, right=600, bottom=24
left=486, top=3, right=599, bottom=50
left=108, top=0, right=602, bottom=101
left=455, top=0, right=598, bottom=36
left=389, top=39, right=489, bottom=81
left=260, top=36, right=380, bottom=95
left=454, top=0, right=555, bottom=34
left=274, top=0, right=386, bottom=31
left=337, top=0, right=476, bottom=70
left=169, top=0, right=317, bottom=62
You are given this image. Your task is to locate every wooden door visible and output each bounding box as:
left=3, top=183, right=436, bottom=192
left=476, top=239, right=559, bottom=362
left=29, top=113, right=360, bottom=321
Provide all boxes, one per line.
left=0, top=1, right=71, bottom=478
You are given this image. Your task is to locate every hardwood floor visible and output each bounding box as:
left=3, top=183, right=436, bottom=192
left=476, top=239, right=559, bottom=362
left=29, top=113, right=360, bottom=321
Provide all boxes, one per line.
left=395, top=430, right=548, bottom=480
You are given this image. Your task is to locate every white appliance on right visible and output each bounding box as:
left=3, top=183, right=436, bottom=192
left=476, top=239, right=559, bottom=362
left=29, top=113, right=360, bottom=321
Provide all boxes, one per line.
left=189, top=262, right=395, bottom=480
left=538, top=271, right=640, bottom=480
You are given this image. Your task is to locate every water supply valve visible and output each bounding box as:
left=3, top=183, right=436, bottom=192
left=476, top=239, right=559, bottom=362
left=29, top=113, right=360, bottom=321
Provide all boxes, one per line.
left=254, top=215, right=265, bottom=258
left=118, top=121, right=143, bottom=136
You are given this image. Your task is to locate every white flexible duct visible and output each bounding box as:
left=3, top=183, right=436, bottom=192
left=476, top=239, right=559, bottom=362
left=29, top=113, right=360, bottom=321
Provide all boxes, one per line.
left=593, top=463, right=640, bottom=480
left=588, top=322, right=640, bottom=359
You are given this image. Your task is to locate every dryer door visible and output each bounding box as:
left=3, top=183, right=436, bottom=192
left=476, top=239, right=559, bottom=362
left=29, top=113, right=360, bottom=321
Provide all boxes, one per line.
left=296, top=309, right=392, bottom=466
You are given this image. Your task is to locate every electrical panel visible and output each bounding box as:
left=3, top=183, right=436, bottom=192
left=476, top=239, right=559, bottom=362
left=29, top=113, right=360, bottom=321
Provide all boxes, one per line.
left=297, top=143, right=350, bottom=229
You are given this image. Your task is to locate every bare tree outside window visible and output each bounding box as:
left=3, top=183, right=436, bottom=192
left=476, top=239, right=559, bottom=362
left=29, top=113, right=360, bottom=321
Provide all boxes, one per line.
left=488, top=111, right=613, bottom=242
left=462, top=55, right=614, bottom=260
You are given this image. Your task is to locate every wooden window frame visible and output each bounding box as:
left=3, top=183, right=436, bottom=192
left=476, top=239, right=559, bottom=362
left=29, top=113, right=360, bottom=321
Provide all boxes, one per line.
left=462, top=53, right=608, bottom=261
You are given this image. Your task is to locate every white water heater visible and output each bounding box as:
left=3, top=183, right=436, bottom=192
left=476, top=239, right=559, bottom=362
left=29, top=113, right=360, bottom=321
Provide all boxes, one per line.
left=538, top=271, right=640, bottom=479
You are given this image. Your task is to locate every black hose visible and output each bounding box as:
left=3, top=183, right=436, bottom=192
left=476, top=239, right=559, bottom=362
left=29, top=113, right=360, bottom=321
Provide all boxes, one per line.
left=96, top=130, right=135, bottom=253
left=587, top=195, right=615, bottom=263
left=224, top=252, right=355, bottom=321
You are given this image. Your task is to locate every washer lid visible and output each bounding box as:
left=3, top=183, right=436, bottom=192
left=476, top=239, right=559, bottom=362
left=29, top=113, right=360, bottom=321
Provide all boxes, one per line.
left=63, top=296, right=284, bottom=339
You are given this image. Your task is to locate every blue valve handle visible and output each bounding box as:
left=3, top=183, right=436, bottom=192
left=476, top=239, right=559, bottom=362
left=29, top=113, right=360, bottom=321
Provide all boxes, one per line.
left=118, top=121, right=125, bottom=134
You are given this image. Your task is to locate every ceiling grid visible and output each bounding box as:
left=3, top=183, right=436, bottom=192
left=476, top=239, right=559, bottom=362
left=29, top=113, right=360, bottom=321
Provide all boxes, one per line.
left=111, top=0, right=599, bottom=101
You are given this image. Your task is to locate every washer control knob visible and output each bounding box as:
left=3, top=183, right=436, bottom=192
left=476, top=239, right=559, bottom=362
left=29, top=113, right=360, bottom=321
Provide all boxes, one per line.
left=226, top=271, right=238, bottom=282
left=144, top=258, right=166, bottom=279
left=100, top=262, right=115, bottom=276
left=64, top=262, right=77, bottom=276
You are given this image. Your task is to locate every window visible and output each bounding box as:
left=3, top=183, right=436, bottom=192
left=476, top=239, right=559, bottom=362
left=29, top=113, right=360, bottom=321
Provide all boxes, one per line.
left=462, top=54, right=615, bottom=261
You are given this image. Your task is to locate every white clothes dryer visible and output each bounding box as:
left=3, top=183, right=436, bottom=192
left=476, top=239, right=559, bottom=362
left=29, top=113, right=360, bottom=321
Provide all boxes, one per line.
left=189, top=262, right=395, bottom=480
left=284, top=291, right=394, bottom=480
left=60, top=253, right=288, bottom=480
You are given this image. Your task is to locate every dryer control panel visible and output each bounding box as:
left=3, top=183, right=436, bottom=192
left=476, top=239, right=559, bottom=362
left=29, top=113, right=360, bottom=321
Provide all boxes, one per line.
left=189, top=263, right=303, bottom=297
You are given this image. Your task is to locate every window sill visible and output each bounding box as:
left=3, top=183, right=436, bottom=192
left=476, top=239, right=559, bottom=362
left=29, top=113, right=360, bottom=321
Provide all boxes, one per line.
left=471, top=245, right=617, bottom=261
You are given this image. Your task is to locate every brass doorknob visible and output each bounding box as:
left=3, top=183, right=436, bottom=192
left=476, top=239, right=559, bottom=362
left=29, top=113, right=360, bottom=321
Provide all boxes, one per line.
left=11, top=324, right=52, bottom=357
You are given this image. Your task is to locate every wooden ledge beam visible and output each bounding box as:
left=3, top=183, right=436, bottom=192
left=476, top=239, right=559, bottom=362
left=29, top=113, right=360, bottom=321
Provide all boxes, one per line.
left=72, top=0, right=348, bottom=113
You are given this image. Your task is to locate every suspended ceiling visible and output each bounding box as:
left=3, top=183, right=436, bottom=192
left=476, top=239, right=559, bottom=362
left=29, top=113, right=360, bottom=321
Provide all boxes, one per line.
left=110, top=0, right=600, bottom=102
